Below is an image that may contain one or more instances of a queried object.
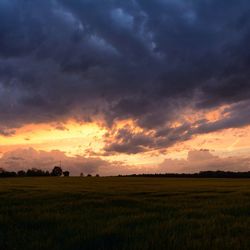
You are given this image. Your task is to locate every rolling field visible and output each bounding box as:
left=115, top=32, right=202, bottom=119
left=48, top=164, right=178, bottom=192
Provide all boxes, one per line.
left=0, top=177, right=250, bottom=250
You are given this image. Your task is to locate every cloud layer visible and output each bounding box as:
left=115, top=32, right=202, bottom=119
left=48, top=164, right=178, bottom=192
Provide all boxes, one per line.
left=0, top=148, right=118, bottom=175
left=159, top=150, right=250, bottom=173
left=1, top=148, right=249, bottom=175
left=1, top=0, right=250, bottom=153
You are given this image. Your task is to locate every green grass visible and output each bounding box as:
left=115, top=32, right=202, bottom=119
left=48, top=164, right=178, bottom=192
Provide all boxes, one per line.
left=0, top=177, right=250, bottom=250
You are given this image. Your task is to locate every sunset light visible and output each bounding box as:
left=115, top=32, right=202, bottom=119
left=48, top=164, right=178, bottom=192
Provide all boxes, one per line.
left=1, top=1, right=250, bottom=249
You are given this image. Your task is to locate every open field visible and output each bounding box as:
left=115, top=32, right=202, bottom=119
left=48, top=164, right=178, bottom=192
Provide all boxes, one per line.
left=0, top=177, right=250, bottom=250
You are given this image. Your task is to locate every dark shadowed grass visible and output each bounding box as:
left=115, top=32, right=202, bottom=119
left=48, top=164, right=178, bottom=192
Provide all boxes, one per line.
left=0, top=177, right=250, bottom=250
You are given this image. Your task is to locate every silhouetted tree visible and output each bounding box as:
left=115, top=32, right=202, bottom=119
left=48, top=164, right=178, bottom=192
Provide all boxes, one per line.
left=51, top=166, right=63, bottom=176
left=45, top=171, right=50, bottom=176
left=25, top=169, right=34, bottom=176
left=63, top=171, right=70, bottom=177
left=87, top=174, right=92, bottom=177
left=80, top=173, right=84, bottom=177
left=0, top=169, right=17, bottom=177
left=17, top=170, right=26, bottom=177
left=26, top=168, right=49, bottom=177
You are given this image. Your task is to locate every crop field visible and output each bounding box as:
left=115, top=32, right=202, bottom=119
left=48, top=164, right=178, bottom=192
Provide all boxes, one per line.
left=0, top=177, right=250, bottom=250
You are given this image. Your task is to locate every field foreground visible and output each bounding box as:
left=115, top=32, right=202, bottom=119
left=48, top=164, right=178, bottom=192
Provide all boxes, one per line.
left=0, top=177, right=250, bottom=250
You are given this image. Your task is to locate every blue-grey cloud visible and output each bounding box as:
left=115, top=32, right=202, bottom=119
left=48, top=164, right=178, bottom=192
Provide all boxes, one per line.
left=0, top=0, right=250, bottom=152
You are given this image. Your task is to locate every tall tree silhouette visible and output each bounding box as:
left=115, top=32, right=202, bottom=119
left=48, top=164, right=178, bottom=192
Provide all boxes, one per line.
left=51, top=166, right=63, bottom=176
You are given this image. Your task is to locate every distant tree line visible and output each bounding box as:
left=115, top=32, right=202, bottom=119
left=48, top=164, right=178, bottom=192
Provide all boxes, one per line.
left=2, top=169, right=250, bottom=178
left=118, top=171, right=250, bottom=178
left=0, top=166, right=70, bottom=178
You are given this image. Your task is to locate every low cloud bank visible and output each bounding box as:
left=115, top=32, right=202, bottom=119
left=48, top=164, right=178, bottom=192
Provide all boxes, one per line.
left=0, top=148, right=117, bottom=176
left=1, top=148, right=250, bottom=176
left=158, top=150, right=250, bottom=173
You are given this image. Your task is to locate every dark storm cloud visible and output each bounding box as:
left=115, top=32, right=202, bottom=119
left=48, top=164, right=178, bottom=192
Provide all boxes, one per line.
left=194, top=100, right=250, bottom=134
left=105, top=100, right=250, bottom=155
left=0, top=0, right=250, bottom=152
left=104, top=122, right=193, bottom=154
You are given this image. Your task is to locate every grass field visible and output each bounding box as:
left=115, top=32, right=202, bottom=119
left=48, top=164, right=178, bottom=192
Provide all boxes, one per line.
left=0, top=177, right=250, bottom=250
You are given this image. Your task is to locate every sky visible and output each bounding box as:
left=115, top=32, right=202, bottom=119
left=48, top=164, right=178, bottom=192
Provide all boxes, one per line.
left=1, top=0, right=250, bottom=175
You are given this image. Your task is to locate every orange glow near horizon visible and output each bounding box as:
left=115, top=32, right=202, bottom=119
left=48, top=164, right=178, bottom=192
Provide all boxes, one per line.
left=1, top=117, right=250, bottom=167
left=0, top=121, right=106, bottom=156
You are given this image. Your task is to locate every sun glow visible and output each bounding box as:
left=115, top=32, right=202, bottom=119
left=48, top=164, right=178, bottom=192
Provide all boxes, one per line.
left=0, top=121, right=106, bottom=156
left=1, top=117, right=250, bottom=168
